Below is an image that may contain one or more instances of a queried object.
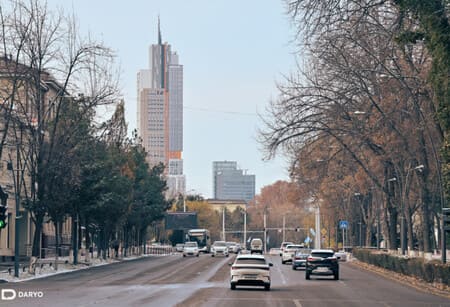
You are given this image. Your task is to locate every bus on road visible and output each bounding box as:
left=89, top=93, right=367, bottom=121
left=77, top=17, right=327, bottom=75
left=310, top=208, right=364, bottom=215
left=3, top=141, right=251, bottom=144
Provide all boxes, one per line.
left=187, top=229, right=211, bottom=253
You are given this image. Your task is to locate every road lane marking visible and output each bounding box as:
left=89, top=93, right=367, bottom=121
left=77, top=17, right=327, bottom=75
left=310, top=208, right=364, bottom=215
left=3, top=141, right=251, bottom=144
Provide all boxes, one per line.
left=271, top=256, right=287, bottom=285
left=293, top=299, right=303, bottom=307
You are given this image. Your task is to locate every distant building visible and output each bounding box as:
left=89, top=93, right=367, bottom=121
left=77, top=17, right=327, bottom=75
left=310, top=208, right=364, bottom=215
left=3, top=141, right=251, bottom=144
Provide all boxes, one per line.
left=212, top=161, right=255, bottom=202
left=137, top=19, right=185, bottom=197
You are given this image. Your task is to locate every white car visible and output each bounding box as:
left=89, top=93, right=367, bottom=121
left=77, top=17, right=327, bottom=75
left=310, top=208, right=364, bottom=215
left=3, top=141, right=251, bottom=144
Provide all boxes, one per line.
left=183, top=241, right=199, bottom=257
left=279, top=241, right=294, bottom=256
left=226, top=242, right=240, bottom=253
left=281, top=244, right=304, bottom=264
left=229, top=254, right=273, bottom=291
left=175, top=243, right=184, bottom=252
left=211, top=241, right=229, bottom=257
left=250, top=238, right=263, bottom=254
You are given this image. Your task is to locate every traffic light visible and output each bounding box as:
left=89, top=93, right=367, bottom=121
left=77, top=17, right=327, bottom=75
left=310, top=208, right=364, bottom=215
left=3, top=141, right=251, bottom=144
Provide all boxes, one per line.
left=443, top=208, right=450, bottom=232
left=0, top=205, right=7, bottom=229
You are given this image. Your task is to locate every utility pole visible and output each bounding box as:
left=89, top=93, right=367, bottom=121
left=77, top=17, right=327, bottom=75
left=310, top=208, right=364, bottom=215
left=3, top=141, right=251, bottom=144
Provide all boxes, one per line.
left=282, top=215, right=286, bottom=242
left=263, top=210, right=267, bottom=254
left=8, top=149, right=21, bottom=278
left=243, top=208, right=247, bottom=249
left=222, top=207, right=225, bottom=241
left=315, top=205, right=321, bottom=249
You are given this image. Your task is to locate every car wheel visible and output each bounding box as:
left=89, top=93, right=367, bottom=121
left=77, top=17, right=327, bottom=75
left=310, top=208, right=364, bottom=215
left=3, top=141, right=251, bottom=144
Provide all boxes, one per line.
left=226, top=254, right=229, bottom=257
left=281, top=260, right=286, bottom=264
left=334, top=271, right=339, bottom=280
left=230, top=283, right=236, bottom=290
left=292, top=266, right=296, bottom=270
left=196, top=254, right=199, bottom=257
left=264, top=284, right=270, bottom=291
left=305, top=270, right=311, bottom=280
left=211, top=254, right=215, bottom=257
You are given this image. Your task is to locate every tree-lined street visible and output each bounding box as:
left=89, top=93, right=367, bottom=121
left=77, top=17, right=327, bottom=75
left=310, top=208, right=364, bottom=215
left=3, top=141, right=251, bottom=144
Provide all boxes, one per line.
left=2, top=254, right=448, bottom=306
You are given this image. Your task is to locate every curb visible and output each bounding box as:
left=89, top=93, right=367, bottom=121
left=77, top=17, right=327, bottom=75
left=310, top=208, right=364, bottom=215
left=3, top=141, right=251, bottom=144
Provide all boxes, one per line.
left=349, top=259, right=450, bottom=299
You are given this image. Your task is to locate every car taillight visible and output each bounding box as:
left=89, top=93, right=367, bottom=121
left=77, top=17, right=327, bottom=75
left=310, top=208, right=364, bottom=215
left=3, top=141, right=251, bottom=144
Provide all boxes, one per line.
left=307, top=256, right=314, bottom=261
left=231, top=266, right=236, bottom=270
left=330, top=257, right=337, bottom=262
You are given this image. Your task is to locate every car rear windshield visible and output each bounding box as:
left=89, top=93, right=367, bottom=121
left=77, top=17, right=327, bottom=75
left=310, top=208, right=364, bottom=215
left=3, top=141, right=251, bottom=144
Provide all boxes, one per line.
left=214, top=242, right=227, bottom=246
left=286, top=245, right=303, bottom=249
left=311, top=252, right=334, bottom=258
left=236, top=258, right=266, bottom=265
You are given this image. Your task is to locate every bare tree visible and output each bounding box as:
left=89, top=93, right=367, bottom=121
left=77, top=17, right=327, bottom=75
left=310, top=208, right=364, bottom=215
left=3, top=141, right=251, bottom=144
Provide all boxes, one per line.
left=260, top=0, right=442, bottom=252
left=0, top=0, right=121, bottom=259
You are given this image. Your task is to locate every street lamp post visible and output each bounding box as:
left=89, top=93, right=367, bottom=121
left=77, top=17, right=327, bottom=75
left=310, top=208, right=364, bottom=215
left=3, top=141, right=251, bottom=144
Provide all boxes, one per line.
left=314, top=205, right=321, bottom=249
left=243, top=206, right=247, bottom=249
left=7, top=152, right=21, bottom=278
left=263, top=210, right=267, bottom=254
left=222, top=207, right=226, bottom=241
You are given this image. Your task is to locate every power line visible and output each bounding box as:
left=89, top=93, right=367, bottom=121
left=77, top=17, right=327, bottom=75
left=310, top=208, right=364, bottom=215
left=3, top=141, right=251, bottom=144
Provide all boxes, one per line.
left=183, top=105, right=258, bottom=116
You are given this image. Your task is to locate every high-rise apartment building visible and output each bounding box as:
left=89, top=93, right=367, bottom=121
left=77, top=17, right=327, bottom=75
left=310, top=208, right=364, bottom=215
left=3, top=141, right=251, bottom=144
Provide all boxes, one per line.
left=212, top=161, right=255, bottom=202
left=137, top=20, right=185, bottom=197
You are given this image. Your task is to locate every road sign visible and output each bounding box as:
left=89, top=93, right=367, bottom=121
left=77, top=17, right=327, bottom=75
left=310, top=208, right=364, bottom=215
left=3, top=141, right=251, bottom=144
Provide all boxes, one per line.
left=321, top=228, right=327, bottom=236
left=339, top=220, right=349, bottom=229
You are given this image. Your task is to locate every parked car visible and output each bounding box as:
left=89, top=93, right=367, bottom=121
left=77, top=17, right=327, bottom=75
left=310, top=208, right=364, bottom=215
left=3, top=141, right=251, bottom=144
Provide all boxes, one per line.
left=250, top=238, right=263, bottom=254
left=229, top=254, right=273, bottom=291
left=226, top=242, right=240, bottom=254
left=211, top=241, right=229, bottom=257
left=175, top=243, right=184, bottom=253
left=292, top=248, right=311, bottom=270
left=279, top=241, right=294, bottom=256
left=305, top=249, right=339, bottom=280
left=281, top=244, right=304, bottom=264
left=182, top=241, right=199, bottom=257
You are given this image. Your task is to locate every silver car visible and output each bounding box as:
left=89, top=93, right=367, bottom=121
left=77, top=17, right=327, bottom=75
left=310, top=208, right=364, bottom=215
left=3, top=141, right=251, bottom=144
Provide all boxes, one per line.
left=211, top=241, right=229, bottom=257
left=226, top=242, right=240, bottom=253
left=182, top=241, right=199, bottom=257
left=229, top=254, right=273, bottom=291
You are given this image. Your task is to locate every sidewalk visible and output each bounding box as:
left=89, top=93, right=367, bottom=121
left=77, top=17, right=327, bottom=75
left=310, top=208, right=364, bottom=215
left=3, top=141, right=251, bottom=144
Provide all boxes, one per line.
left=0, top=247, right=175, bottom=283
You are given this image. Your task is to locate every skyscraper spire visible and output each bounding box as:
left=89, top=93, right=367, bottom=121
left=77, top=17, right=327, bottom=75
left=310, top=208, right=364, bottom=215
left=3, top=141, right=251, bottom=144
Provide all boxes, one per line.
left=158, top=15, right=162, bottom=45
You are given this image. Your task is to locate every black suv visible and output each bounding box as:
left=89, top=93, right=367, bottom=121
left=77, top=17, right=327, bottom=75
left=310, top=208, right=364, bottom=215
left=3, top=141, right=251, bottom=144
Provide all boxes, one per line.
left=305, top=249, right=339, bottom=280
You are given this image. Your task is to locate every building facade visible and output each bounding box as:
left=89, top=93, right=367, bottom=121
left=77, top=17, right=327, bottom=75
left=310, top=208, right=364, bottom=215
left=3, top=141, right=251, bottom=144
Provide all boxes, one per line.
left=0, top=57, right=72, bottom=259
left=137, top=20, right=185, bottom=198
left=212, top=161, right=255, bottom=202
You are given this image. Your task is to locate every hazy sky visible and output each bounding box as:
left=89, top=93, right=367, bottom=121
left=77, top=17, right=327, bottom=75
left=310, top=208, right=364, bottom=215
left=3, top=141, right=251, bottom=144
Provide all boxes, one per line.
left=46, top=0, right=297, bottom=198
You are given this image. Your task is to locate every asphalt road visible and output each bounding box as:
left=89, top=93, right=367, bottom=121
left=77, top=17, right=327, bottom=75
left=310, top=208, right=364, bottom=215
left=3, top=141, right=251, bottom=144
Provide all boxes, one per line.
left=0, top=253, right=449, bottom=307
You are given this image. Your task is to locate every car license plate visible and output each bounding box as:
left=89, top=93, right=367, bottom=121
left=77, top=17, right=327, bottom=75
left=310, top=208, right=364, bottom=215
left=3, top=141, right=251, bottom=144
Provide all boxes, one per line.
left=244, top=275, right=257, bottom=279
left=317, top=267, right=329, bottom=272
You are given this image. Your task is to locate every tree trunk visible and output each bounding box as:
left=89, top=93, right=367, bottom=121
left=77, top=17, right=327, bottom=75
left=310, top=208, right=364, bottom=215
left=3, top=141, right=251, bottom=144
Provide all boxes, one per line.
left=71, top=215, right=78, bottom=265
left=406, top=206, right=414, bottom=253
left=32, top=214, right=44, bottom=257
left=55, top=221, right=59, bottom=270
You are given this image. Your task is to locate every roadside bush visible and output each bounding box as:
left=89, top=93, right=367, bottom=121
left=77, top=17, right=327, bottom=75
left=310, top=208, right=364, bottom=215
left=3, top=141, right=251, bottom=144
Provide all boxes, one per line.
left=353, top=249, right=450, bottom=286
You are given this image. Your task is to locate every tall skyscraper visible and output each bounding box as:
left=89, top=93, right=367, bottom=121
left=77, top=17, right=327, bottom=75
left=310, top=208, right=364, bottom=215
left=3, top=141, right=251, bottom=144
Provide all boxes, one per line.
left=212, top=161, right=255, bottom=202
left=137, top=19, right=185, bottom=198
